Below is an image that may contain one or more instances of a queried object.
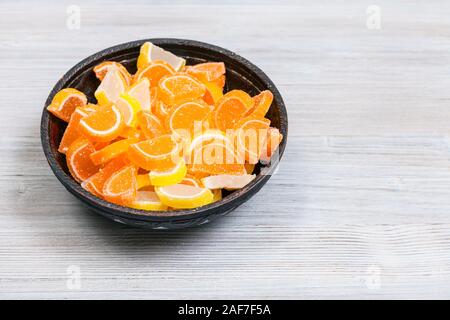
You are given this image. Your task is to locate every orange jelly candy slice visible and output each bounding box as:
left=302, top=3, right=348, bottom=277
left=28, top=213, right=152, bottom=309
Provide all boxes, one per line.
left=47, top=88, right=87, bottom=122
left=102, top=165, right=137, bottom=205
left=90, top=137, right=138, bottom=166
left=134, top=60, right=176, bottom=87
left=158, top=73, right=206, bottom=106
left=259, top=127, right=283, bottom=163
left=186, top=62, right=225, bottom=82
left=79, top=104, right=124, bottom=142
left=58, top=107, right=91, bottom=154
left=66, top=138, right=101, bottom=183
left=246, top=90, right=273, bottom=118
left=214, top=90, right=253, bottom=132
left=93, top=61, right=132, bottom=86
left=235, top=115, right=271, bottom=164
left=166, top=100, right=211, bottom=137
left=189, top=140, right=246, bottom=176
left=127, top=134, right=180, bottom=171
left=82, top=156, right=129, bottom=197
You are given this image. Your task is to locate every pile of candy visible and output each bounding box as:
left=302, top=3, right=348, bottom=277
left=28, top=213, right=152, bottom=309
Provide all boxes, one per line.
left=47, top=42, right=283, bottom=210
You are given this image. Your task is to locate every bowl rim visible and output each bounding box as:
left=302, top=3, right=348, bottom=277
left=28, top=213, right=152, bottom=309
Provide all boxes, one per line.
left=41, top=38, right=288, bottom=222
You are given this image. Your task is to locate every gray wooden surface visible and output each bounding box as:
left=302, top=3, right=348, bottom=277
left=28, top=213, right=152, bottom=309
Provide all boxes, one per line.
left=1, top=0, right=450, bottom=299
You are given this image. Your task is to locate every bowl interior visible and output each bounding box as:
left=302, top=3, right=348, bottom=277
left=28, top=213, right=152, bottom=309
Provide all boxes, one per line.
left=44, top=39, right=287, bottom=221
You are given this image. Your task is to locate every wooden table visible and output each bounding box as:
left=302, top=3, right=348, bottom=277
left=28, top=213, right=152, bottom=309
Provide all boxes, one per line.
left=1, top=0, right=450, bottom=299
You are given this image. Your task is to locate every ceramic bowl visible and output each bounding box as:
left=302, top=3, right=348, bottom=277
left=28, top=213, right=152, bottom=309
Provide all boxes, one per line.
left=41, top=38, right=288, bottom=229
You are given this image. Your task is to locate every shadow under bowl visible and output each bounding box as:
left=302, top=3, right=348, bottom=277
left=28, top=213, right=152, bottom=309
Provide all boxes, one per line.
left=41, top=38, right=288, bottom=229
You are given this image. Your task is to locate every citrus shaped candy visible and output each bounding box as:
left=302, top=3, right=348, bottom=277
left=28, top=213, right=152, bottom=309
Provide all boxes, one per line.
left=127, top=134, right=181, bottom=171
left=148, top=158, right=187, bottom=186
left=130, top=191, right=168, bottom=211
left=82, top=156, right=129, bottom=197
left=47, top=88, right=87, bottom=122
left=102, top=165, right=137, bottom=205
left=66, top=138, right=101, bottom=183
left=93, top=61, right=132, bottom=86
left=214, top=90, right=253, bottom=131
left=235, top=115, right=271, bottom=164
left=79, top=104, right=124, bottom=142
left=90, top=137, right=138, bottom=166
left=58, top=107, right=91, bottom=154
left=134, top=60, right=175, bottom=87
left=158, top=73, right=206, bottom=106
left=186, top=62, right=225, bottom=82
left=167, top=100, right=211, bottom=137
left=137, top=42, right=186, bottom=71
left=260, top=127, right=283, bottom=163
left=155, top=184, right=214, bottom=209
left=246, top=90, right=273, bottom=118
left=189, top=141, right=246, bottom=176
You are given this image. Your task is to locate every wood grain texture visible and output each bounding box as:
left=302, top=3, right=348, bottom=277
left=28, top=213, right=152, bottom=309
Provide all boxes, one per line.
left=1, top=0, right=450, bottom=299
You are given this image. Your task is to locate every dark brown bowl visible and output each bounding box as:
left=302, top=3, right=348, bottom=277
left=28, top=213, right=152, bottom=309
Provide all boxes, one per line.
left=41, top=38, right=288, bottom=229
